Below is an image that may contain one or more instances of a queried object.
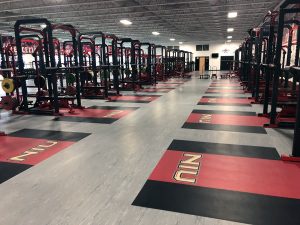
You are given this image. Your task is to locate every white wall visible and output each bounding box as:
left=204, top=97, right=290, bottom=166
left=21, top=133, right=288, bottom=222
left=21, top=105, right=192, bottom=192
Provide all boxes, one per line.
left=180, top=41, right=241, bottom=70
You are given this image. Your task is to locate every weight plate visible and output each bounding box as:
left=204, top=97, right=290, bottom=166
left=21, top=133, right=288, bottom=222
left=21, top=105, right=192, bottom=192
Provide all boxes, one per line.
left=1, top=78, right=15, bottom=93
left=1, top=96, right=18, bottom=110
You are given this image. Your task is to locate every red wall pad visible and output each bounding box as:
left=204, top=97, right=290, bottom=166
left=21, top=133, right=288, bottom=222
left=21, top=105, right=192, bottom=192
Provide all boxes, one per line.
left=198, top=96, right=252, bottom=106
left=107, top=95, right=161, bottom=103
left=206, top=89, right=245, bottom=94
left=182, top=110, right=269, bottom=133
left=133, top=140, right=300, bottom=225
left=0, top=129, right=90, bottom=183
left=54, top=106, right=139, bottom=124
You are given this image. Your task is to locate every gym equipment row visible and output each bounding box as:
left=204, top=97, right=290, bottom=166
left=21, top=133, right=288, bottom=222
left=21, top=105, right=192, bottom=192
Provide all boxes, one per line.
left=235, top=0, right=300, bottom=161
left=0, top=18, right=194, bottom=115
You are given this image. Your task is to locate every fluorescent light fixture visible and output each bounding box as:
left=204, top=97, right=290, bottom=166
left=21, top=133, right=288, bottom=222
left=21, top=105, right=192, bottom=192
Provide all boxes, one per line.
left=152, top=31, right=160, bottom=35
left=170, top=38, right=175, bottom=41
left=228, top=12, right=237, bottom=18
left=179, top=42, right=183, bottom=44
left=120, top=19, right=132, bottom=25
left=227, top=28, right=234, bottom=32
left=40, top=24, right=47, bottom=29
left=227, top=36, right=233, bottom=39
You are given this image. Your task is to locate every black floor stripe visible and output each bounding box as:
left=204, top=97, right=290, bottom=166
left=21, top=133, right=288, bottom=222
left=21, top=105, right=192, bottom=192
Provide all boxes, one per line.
left=132, top=180, right=300, bottom=225
left=192, top=109, right=256, bottom=116
left=182, top=123, right=267, bottom=134
left=168, top=140, right=279, bottom=160
left=0, top=162, right=32, bottom=184
left=197, top=103, right=252, bottom=107
left=9, top=129, right=91, bottom=142
left=202, top=96, right=248, bottom=99
left=53, top=116, right=118, bottom=124
left=87, top=106, right=139, bottom=110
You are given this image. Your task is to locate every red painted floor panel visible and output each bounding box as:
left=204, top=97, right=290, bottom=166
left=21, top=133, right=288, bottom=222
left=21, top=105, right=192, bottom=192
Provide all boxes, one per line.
left=186, top=113, right=269, bottom=127
left=60, top=108, right=132, bottom=119
left=212, top=80, right=240, bottom=83
left=0, top=136, right=73, bottom=165
left=210, top=84, right=241, bottom=87
left=206, top=89, right=244, bottom=93
left=158, top=81, right=184, bottom=84
left=109, top=95, right=159, bottom=101
left=155, top=83, right=180, bottom=88
left=149, top=150, right=300, bottom=199
left=199, top=97, right=251, bottom=104
left=139, top=88, right=173, bottom=93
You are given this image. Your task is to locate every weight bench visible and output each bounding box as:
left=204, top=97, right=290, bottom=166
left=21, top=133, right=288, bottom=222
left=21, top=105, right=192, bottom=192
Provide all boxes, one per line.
left=211, top=74, right=217, bottom=79
left=199, top=74, right=210, bottom=79
left=220, top=73, right=231, bottom=79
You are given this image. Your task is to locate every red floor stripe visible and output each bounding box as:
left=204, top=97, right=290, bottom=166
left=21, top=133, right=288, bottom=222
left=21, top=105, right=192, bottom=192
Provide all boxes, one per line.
left=109, top=95, right=159, bottom=101
left=186, top=113, right=269, bottom=127
left=210, top=84, right=241, bottom=87
left=149, top=150, right=300, bottom=199
left=140, top=88, right=172, bottom=92
left=199, top=97, right=251, bottom=104
left=0, top=136, right=73, bottom=165
left=156, top=84, right=180, bottom=87
left=60, top=108, right=133, bottom=119
left=206, top=89, right=244, bottom=93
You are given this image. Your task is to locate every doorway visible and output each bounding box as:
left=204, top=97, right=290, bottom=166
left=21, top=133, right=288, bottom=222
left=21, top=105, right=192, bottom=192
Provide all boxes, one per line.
left=220, top=56, right=234, bottom=71
left=195, top=56, right=209, bottom=72
left=195, top=57, right=200, bottom=71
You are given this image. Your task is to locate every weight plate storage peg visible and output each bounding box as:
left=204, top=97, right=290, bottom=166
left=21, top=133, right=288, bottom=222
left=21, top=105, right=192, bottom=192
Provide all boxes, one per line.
left=1, top=96, right=18, bottom=110
left=1, top=78, right=15, bottom=93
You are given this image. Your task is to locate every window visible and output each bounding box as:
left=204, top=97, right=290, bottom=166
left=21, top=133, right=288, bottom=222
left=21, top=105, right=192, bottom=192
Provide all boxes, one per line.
left=203, top=45, right=209, bottom=51
left=196, top=44, right=209, bottom=51
left=167, top=46, right=179, bottom=50
left=196, top=45, right=203, bottom=51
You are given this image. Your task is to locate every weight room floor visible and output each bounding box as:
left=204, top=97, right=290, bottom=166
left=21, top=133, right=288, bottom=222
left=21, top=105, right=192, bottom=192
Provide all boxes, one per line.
left=0, top=72, right=295, bottom=225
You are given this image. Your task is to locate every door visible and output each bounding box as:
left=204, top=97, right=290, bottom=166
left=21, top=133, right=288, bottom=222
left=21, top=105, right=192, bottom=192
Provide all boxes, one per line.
left=220, top=56, right=234, bottom=71
left=195, top=57, right=200, bottom=71
left=199, top=57, right=206, bottom=75
left=205, top=57, right=209, bottom=71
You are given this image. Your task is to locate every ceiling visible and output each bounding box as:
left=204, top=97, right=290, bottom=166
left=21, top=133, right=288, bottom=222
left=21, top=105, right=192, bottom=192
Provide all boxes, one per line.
left=0, top=0, right=283, bottom=45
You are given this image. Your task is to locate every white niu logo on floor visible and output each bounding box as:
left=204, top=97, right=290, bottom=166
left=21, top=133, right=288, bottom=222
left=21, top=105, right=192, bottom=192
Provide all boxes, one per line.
left=104, top=110, right=123, bottom=118
left=173, top=153, right=202, bottom=184
left=199, top=114, right=212, bottom=123
left=208, top=98, right=217, bottom=103
left=9, top=141, right=58, bottom=162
